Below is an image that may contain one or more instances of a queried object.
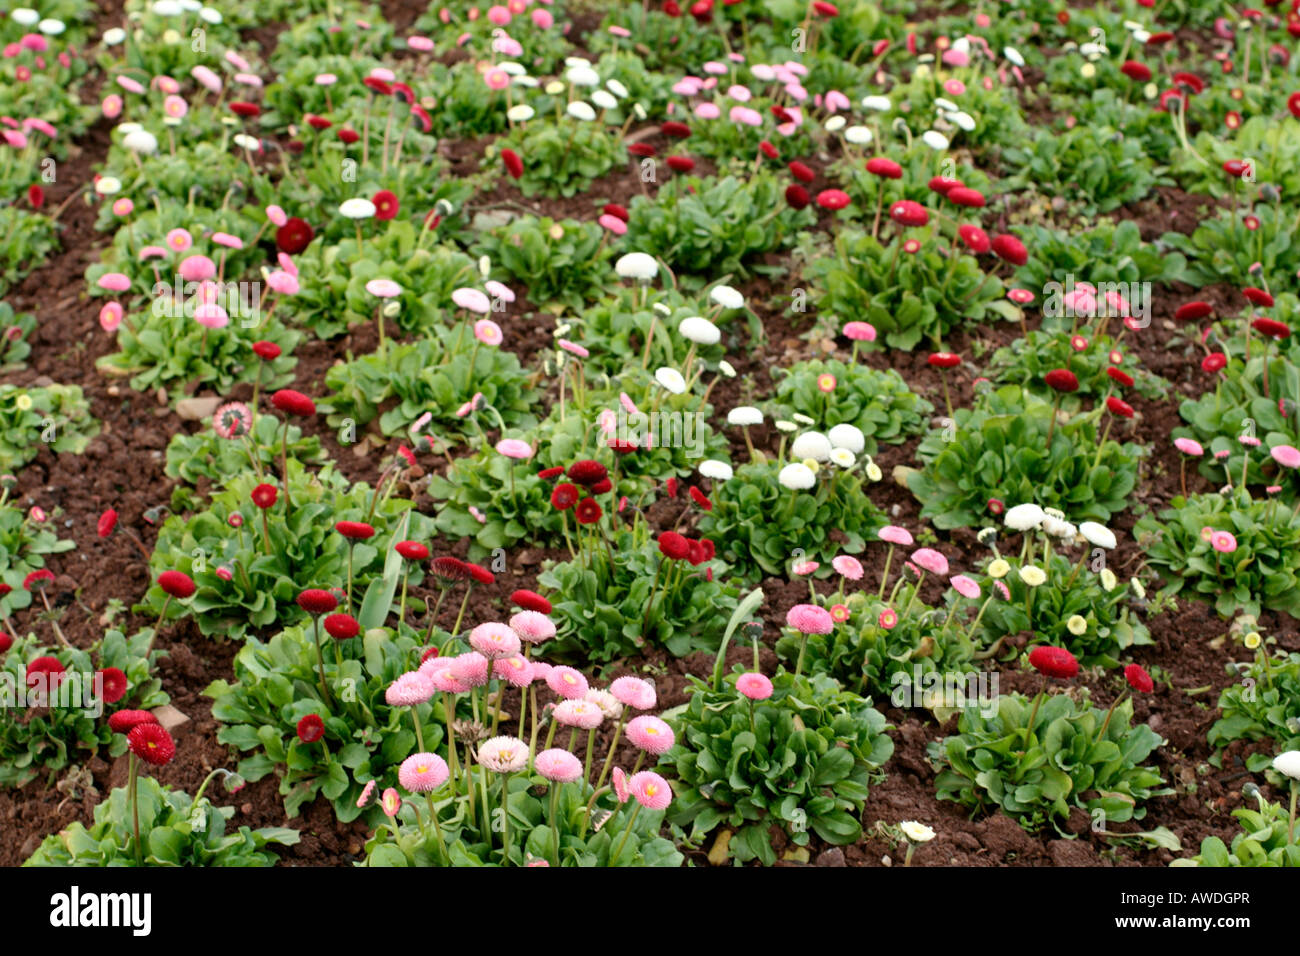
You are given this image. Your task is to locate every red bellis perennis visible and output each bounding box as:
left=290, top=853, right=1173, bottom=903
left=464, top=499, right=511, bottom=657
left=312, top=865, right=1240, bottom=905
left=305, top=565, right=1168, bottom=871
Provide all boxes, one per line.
left=511, top=589, right=552, bottom=614
left=1028, top=645, right=1080, bottom=680
left=1043, top=368, right=1080, bottom=392
left=272, top=389, right=316, bottom=417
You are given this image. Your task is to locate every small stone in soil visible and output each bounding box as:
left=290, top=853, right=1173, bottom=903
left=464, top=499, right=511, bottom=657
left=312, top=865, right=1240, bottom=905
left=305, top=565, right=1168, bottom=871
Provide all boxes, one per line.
left=151, top=704, right=190, bottom=733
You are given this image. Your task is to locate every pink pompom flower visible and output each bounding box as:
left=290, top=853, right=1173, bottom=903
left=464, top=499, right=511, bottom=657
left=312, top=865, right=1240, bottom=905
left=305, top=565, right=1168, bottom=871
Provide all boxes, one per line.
left=736, top=672, right=773, bottom=700
left=625, top=715, right=675, bottom=754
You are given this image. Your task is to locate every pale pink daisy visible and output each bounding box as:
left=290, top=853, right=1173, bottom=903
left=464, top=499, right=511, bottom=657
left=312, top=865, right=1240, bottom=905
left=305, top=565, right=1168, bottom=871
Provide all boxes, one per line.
left=911, top=548, right=949, bottom=576
left=625, top=715, right=675, bottom=754
left=832, top=555, right=864, bottom=580
left=535, top=748, right=583, bottom=783
left=468, top=622, right=521, bottom=659
left=609, top=675, right=656, bottom=710
left=509, top=610, right=556, bottom=644
left=547, top=666, right=589, bottom=699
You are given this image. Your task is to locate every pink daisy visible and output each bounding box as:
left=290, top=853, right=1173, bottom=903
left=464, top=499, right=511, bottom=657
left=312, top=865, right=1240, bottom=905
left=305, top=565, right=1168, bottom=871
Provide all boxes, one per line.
left=832, top=555, right=864, bottom=580
left=609, top=675, right=657, bottom=710
left=625, top=715, right=675, bottom=755
left=534, top=748, right=583, bottom=783
left=398, top=752, right=449, bottom=792
left=629, top=771, right=673, bottom=810
left=736, top=673, right=773, bottom=700
left=509, top=611, right=556, bottom=644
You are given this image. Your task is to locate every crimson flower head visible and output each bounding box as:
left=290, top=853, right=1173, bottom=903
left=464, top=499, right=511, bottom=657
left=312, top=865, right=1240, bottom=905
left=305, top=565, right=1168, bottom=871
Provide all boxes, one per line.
left=272, top=389, right=316, bottom=417
left=338, top=128, right=360, bottom=145
left=987, top=497, right=1005, bottom=515
left=372, top=189, right=399, bottom=220
left=28, top=184, right=44, bottom=208
left=928, top=352, right=961, bottom=369
left=97, top=508, right=118, bottom=538
left=0, top=633, right=10, bottom=654
left=665, top=476, right=679, bottom=498
left=128, top=722, right=176, bottom=766
left=98, top=667, right=129, bottom=704
left=666, top=155, right=695, bottom=173
left=1106, top=367, right=1135, bottom=387
left=928, top=176, right=962, bottom=195
left=567, top=460, right=608, bottom=486
left=1243, top=287, right=1275, bottom=308
left=789, top=160, right=815, bottom=183
left=627, top=142, right=656, bottom=157
left=108, top=709, right=158, bottom=734
left=816, top=189, right=851, bottom=211
left=297, top=588, right=339, bottom=615
left=26, top=656, right=65, bottom=690
left=395, top=540, right=429, bottom=561
left=1043, top=368, right=1079, bottom=393
left=251, top=483, right=278, bottom=509
left=229, top=101, right=261, bottom=118
left=890, top=200, right=929, bottom=227
left=252, top=340, right=281, bottom=361
left=158, top=570, right=196, bottom=599
left=511, top=589, right=552, bottom=614
left=305, top=114, right=332, bottom=130
left=1201, top=352, right=1228, bottom=374
left=1291, top=92, right=1300, bottom=120
left=1106, top=396, right=1135, bottom=419
left=501, top=147, right=523, bottom=179
left=865, top=157, right=903, bottom=179
left=947, top=187, right=987, bottom=208
left=275, top=217, right=314, bottom=254
left=464, top=563, right=495, bottom=585
left=551, top=482, right=580, bottom=511
left=1253, top=317, right=1291, bottom=339
left=1222, top=159, right=1252, bottom=179
left=658, top=531, right=690, bottom=560
left=1120, top=60, right=1152, bottom=82
left=812, top=0, right=839, bottom=15
left=297, top=714, right=326, bottom=743
left=689, top=485, right=712, bottom=511
left=958, top=224, right=991, bottom=254
left=607, top=438, right=638, bottom=455
left=431, top=556, right=470, bottom=581
left=23, top=569, right=55, bottom=591
left=991, top=234, right=1028, bottom=266
left=363, top=76, right=392, bottom=95
left=759, top=140, right=779, bottom=160
left=1028, top=645, right=1079, bottom=680
left=324, top=613, right=360, bottom=640
left=1174, top=301, right=1212, bottom=322
left=574, top=497, right=602, bottom=525
left=603, top=203, right=629, bottom=222
left=1124, top=663, right=1154, bottom=694
left=335, top=520, right=375, bottom=540
left=785, top=184, right=810, bottom=209
left=660, top=120, right=691, bottom=138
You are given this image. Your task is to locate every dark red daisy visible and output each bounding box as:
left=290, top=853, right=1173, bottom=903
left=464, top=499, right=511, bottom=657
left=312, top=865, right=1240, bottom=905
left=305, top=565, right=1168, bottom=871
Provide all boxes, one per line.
left=324, top=613, right=360, bottom=640
left=511, top=589, right=552, bottom=614
left=297, top=588, right=339, bottom=615
left=158, top=570, right=196, bottom=599
left=1028, top=645, right=1079, bottom=680
left=297, top=714, right=326, bottom=743
left=395, top=540, right=429, bottom=561
left=251, top=483, right=278, bottom=509
left=1124, top=663, right=1154, bottom=694
left=275, top=217, right=314, bottom=255
left=372, top=189, right=399, bottom=220
left=128, top=722, right=176, bottom=766
left=108, top=709, right=158, bottom=734
left=97, top=667, right=129, bottom=704
left=335, top=520, right=375, bottom=540
left=574, top=498, right=602, bottom=525
left=272, top=389, right=316, bottom=417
